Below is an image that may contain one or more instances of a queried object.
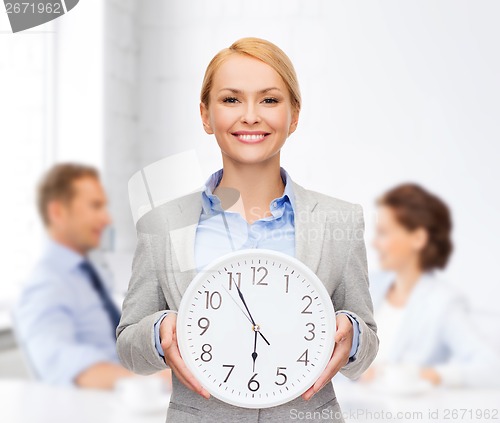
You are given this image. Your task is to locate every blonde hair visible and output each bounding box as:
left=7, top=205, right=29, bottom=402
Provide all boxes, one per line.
left=200, top=37, right=301, bottom=113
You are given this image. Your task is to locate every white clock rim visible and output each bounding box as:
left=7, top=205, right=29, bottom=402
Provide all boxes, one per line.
left=177, top=248, right=336, bottom=409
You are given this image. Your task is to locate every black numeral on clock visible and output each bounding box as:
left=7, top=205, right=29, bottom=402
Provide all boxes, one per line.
left=222, top=364, right=235, bottom=383
left=247, top=373, right=260, bottom=392
left=227, top=272, right=241, bottom=290
left=200, top=344, right=213, bottom=362
left=204, top=291, right=222, bottom=309
left=251, top=266, right=268, bottom=285
left=301, top=295, right=313, bottom=314
left=297, top=349, right=309, bottom=366
left=284, top=274, right=290, bottom=293
left=304, top=323, right=315, bottom=341
left=275, top=367, right=287, bottom=386
left=198, top=317, right=210, bottom=336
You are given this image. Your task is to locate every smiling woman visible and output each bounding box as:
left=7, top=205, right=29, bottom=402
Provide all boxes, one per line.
left=200, top=53, right=299, bottom=178
left=198, top=40, right=300, bottom=224
left=116, top=37, right=379, bottom=423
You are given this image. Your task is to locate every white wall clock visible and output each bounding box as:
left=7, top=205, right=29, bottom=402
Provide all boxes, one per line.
left=177, top=249, right=336, bottom=409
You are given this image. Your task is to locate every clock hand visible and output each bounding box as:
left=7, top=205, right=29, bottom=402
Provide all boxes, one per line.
left=221, top=282, right=271, bottom=346
left=234, top=282, right=271, bottom=346
left=221, top=285, right=253, bottom=325
left=252, top=330, right=258, bottom=372
left=256, top=325, right=270, bottom=346
left=234, top=282, right=256, bottom=324
left=222, top=284, right=262, bottom=370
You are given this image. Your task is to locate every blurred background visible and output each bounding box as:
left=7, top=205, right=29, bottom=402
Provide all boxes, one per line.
left=1, top=0, right=499, bottom=422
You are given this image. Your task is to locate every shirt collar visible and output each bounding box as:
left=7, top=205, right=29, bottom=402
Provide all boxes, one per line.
left=201, top=167, right=296, bottom=215
left=42, top=236, right=86, bottom=273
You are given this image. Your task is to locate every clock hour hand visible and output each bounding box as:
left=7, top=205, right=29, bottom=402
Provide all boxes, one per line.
left=252, top=330, right=258, bottom=372
left=222, top=284, right=261, bottom=370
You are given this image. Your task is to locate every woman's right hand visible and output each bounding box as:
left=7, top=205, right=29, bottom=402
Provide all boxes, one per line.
left=160, top=313, right=211, bottom=399
left=359, top=365, right=378, bottom=382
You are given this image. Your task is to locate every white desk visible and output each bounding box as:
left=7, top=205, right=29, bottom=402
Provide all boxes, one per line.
left=1, top=378, right=499, bottom=422
left=0, top=379, right=170, bottom=423
left=335, top=381, right=500, bottom=423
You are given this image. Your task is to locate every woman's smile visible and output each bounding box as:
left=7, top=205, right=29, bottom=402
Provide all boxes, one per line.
left=231, top=131, right=271, bottom=144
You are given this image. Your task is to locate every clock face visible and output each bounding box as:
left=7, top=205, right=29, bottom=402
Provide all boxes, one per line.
left=177, top=249, right=336, bottom=409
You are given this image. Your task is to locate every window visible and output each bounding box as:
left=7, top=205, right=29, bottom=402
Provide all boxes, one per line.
left=0, top=18, right=55, bottom=313
left=0, top=2, right=104, bottom=325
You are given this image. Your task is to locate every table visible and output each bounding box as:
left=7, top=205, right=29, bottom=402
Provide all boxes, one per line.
left=1, top=378, right=499, bottom=422
left=334, top=380, right=500, bottom=423
left=0, top=379, right=171, bottom=423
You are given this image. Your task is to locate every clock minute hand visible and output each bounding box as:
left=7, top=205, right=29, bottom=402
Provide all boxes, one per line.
left=222, top=284, right=271, bottom=346
left=234, top=283, right=256, bottom=325
left=222, top=284, right=263, bottom=370
left=234, top=283, right=271, bottom=346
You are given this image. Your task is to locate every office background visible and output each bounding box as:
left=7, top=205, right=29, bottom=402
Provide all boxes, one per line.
left=1, top=0, right=499, bottom=377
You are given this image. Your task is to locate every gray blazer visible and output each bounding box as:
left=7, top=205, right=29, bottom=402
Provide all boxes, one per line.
left=116, top=180, right=378, bottom=422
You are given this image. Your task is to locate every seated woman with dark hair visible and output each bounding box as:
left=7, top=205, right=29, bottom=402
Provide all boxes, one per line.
left=364, top=183, right=500, bottom=388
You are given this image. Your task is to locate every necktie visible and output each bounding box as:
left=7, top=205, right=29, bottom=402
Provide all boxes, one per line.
left=79, top=260, right=121, bottom=338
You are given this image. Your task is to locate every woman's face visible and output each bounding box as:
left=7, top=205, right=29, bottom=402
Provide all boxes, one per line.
left=200, top=54, right=299, bottom=166
left=373, top=205, right=427, bottom=272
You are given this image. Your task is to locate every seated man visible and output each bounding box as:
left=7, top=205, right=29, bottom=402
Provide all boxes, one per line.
left=13, top=163, right=135, bottom=389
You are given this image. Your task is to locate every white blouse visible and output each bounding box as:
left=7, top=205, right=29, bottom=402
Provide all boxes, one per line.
left=372, top=298, right=404, bottom=365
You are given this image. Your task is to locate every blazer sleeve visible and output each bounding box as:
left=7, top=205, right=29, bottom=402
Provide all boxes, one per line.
left=116, top=226, right=169, bottom=375
left=334, top=204, right=379, bottom=380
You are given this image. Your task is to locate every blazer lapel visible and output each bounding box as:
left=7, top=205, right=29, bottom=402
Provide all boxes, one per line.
left=166, top=191, right=203, bottom=299
left=292, top=181, right=324, bottom=275
left=167, top=180, right=325, bottom=300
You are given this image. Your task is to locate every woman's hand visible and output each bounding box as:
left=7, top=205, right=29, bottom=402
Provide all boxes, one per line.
left=359, top=365, right=377, bottom=383
left=360, top=364, right=441, bottom=386
left=420, top=367, right=442, bottom=385
left=302, top=313, right=354, bottom=400
left=154, top=369, right=173, bottom=390
left=160, top=313, right=211, bottom=399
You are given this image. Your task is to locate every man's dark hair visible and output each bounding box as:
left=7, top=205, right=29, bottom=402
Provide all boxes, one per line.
left=37, top=163, right=99, bottom=226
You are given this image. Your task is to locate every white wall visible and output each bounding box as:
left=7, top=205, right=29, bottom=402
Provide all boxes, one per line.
left=102, top=0, right=140, bottom=253
left=0, top=0, right=105, bottom=312
left=53, top=0, right=104, bottom=167
left=102, top=0, right=500, bottom=312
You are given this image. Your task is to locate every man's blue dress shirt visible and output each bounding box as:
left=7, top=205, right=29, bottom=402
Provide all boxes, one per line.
left=12, top=238, right=121, bottom=385
left=154, top=168, right=359, bottom=361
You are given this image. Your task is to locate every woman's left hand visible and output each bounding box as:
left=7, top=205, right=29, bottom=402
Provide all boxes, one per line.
left=302, top=313, right=354, bottom=400
left=420, top=367, right=442, bottom=385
